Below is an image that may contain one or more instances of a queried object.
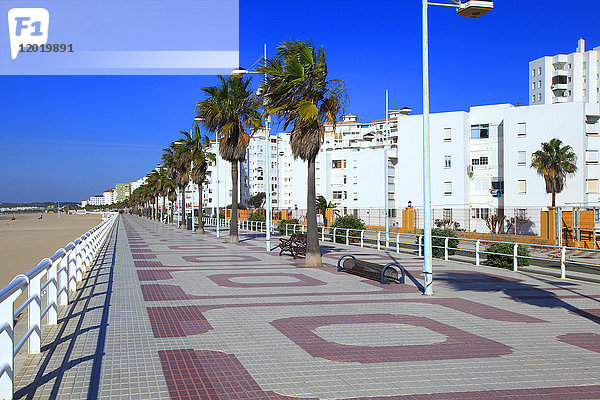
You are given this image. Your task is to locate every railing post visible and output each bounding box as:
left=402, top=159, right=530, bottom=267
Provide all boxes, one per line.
left=444, top=237, right=449, bottom=261
left=59, top=249, right=70, bottom=305
left=360, top=231, right=364, bottom=248
left=346, top=229, right=350, bottom=245
left=475, top=240, right=480, bottom=266
left=418, top=235, right=423, bottom=257
left=69, top=245, right=77, bottom=292
left=75, top=241, right=83, bottom=284
left=396, top=233, right=400, bottom=253
left=0, top=291, right=20, bottom=400
left=561, top=246, right=566, bottom=279
left=377, top=231, right=381, bottom=250
left=513, top=243, right=518, bottom=272
left=28, top=273, right=42, bottom=354
left=293, top=224, right=297, bottom=234
left=333, top=228, right=337, bottom=243
left=285, top=224, right=289, bottom=236
left=47, top=257, right=59, bottom=325
left=321, top=227, right=325, bottom=241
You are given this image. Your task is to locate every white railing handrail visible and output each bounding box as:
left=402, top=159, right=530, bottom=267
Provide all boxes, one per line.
left=199, top=217, right=600, bottom=279
left=0, top=212, right=118, bottom=400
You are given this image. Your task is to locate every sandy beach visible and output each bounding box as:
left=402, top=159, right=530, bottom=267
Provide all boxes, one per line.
left=0, top=213, right=102, bottom=287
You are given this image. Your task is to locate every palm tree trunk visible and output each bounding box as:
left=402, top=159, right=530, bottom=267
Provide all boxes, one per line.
left=305, top=156, right=322, bottom=267
left=170, top=201, right=174, bottom=225
left=161, top=196, right=165, bottom=223
left=552, top=192, right=556, bottom=207
left=179, top=185, right=187, bottom=228
left=197, top=185, right=205, bottom=234
left=229, top=161, right=239, bottom=243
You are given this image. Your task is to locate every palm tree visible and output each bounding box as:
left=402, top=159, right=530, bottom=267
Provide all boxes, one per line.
left=162, top=142, right=192, bottom=228
left=259, top=40, right=346, bottom=267
left=316, top=195, right=337, bottom=227
left=531, top=138, right=578, bottom=207
left=178, top=125, right=215, bottom=233
left=196, top=75, right=262, bottom=243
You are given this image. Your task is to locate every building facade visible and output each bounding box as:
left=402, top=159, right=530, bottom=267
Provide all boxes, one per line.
left=115, top=182, right=132, bottom=203
left=530, top=38, right=599, bottom=106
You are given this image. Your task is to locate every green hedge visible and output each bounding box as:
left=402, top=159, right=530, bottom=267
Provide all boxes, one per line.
left=330, top=215, right=366, bottom=244
left=485, top=242, right=530, bottom=269
left=417, top=228, right=459, bottom=258
left=248, top=212, right=266, bottom=231
left=279, top=219, right=300, bottom=235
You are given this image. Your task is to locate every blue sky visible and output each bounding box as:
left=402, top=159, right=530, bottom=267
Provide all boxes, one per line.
left=1, top=0, right=599, bottom=202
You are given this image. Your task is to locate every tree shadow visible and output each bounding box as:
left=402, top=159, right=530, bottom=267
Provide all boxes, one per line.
left=436, top=270, right=600, bottom=325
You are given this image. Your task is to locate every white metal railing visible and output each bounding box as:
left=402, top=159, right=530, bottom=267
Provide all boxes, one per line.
left=0, top=213, right=118, bottom=400
left=200, top=217, right=600, bottom=280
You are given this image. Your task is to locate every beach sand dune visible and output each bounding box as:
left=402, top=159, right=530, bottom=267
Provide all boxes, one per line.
left=0, top=213, right=102, bottom=287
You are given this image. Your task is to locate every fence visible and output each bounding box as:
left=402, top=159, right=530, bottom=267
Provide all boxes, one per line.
left=202, top=217, right=600, bottom=281
left=0, top=213, right=117, bottom=400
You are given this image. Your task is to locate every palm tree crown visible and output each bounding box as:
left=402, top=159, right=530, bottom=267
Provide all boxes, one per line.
left=530, top=138, right=578, bottom=207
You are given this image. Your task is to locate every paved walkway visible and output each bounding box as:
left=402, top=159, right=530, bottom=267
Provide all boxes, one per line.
left=13, top=215, right=600, bottom=399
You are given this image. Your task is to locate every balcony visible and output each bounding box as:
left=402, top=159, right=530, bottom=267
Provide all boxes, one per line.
left=586, top=124, right=600, bottom=135
left=552, top=69, right=568, bottom=77
left=551, top=83, right=568, bottom=92
left=552, top=97, right=568, bottom=104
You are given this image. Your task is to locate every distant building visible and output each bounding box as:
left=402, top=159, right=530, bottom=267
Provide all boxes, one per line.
left=89, top=196, right=104, bottom=206
left=131, top=176, right=147, bottom=192
left=103, top=189, right=116, bottom=205
left=530, top=38, right=599, bottom=105
left=81, top=200, right=89, bottom=208
left=115, top=182, right=132, bottom=202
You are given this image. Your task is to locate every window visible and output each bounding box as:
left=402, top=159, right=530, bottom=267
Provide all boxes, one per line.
left=538, top=80, right=541, bottom=89
left=532, top=95, right=536, bottom=103
left=532, top=69, right=535, bottom=77
left=332, top=160, right=342, bottom=168
left=538, top=93, right=541, bottom=102
left=517, top=122, right=526, bottom=137
left=585, top=150, right=599, bottom=164
left=531, top=82, right=535, bottom=90
left=474, top=178, right=487, bottom=192
left=538, top=67, right=542, bottom=75
left=517, top=180, right=527, bottom=194
left=333, top=191, right=343, bottom=200
left=352, top=160, right=358, bottom=168
left=516, top=209, right=528, bottom=219
left=471, top=208, right=489, bottom=220
left=443, top=182, right=452, bottom=196
left=443, top=128, right=452, bottom=141
left=471, top=124, right=490, bottom=139
left=583, top=62, right=587, bottom=70
left=471, top=156, right=488, bottom=166
left=443, top=208, right=452, bottom=220
left=353, top=192, right=358, bottom=201
left=586, top=179, right=599, bottom=193
left=517, top=151, right=527, bottom=165
left=444, top=155, right=451, bottom=168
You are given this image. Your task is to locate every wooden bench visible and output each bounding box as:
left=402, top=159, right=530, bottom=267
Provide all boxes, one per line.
left=337, top=254, right=405, bottom=284
left=277, top=233, right=307, bottom=258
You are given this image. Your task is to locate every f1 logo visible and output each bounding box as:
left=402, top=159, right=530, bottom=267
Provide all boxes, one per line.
left=8, top=8, right=49, bottom=60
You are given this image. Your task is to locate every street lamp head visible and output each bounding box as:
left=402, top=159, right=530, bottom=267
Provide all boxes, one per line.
left=456, top=0, right=493, bottom=18
left=408, top=200, right=413, bottom=208
left=231, top=67, right=248, bottom=78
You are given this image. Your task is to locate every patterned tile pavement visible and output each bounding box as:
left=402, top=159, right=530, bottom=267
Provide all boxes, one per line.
left=12, top=214, right=600, bottom=399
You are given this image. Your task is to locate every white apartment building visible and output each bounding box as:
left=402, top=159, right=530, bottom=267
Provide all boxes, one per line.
left=131, top=176, right=147, bottom=192
left=103, top=189, right=116, bottom=205
left=530, top=38, right=600, bottom=105
left=89, top=196, right=105, bottom=206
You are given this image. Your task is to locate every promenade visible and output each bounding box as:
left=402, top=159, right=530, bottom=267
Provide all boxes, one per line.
left=13, top=214, right=600, bottom=399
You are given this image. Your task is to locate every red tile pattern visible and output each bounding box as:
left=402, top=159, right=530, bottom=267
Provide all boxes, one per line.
left=142, top=284, right=191, bottom=301
left=182, top=254, right=261, bottom=263
left=147, top=306, right=213, bottom=337
left=158, top=349, right=317, bottom=400
left=557, top=333, right=600, bottom=353
left=271, top=314, right=512, bottom=363
left=137, top=270, right=175, bottom=282
left=208, top=273, right=328, bottom=288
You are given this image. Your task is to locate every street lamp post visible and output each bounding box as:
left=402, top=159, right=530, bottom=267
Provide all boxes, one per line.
left=385, top=89, right=390, bottom=248
left=232, top=43, right=272, bottom=251
left=215, top=138, right=221, bottom=238
left=421, top=0, right=493, bottom=295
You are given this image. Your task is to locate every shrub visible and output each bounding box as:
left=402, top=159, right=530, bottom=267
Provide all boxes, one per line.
left=417, top=228, right=459, bottom=258
left=279, top=219, right=300, bottom=235
left=248, top=212, right=266, bottom=231
left=485, top=242, right=530, bottom=269
left=330, top=215, right=366, bottom=244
